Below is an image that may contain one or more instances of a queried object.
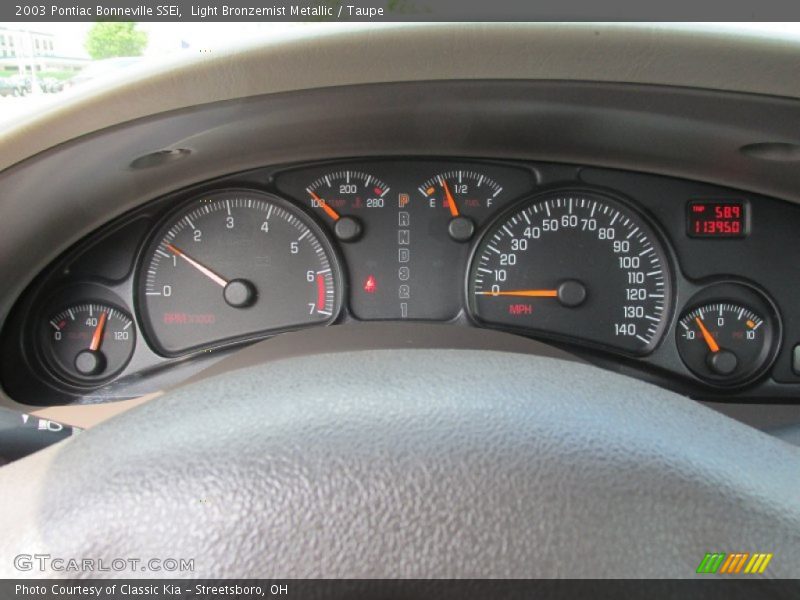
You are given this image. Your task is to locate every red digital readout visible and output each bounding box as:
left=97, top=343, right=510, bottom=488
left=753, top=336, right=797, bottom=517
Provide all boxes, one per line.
left=687, top=201, right=747, bottom=238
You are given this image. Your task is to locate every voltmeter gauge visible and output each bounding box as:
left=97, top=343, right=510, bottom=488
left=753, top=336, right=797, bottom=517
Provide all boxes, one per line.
left=42, top=302, right=135, bottom=384
left=676, top=302, right=774, bottom=385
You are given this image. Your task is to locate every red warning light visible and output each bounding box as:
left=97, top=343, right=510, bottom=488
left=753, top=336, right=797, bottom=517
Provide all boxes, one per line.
left=363, top=275, right=377, bottom=294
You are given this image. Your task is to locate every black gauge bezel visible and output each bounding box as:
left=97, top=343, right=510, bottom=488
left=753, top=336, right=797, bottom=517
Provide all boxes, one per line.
left=38, top=300, right=136, bottom=386
left=135, top=188, right=345, bottom=358
left=674, top=281, right=781, bottom=388
left=465, top=186, right=676, bottom=357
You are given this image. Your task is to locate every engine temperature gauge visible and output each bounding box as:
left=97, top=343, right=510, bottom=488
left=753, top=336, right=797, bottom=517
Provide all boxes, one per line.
left=305, top=170, right=391, bottom=242
left=676, top=302, right=774, bottom=385
left=42, top=302, right=135, bottom=384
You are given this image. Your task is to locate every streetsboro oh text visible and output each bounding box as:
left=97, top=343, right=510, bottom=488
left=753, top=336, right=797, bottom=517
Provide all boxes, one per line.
left=16, top=584, right=277, bottom=596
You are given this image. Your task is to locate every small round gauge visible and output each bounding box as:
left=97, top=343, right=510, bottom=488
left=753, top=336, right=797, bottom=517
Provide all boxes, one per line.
left=418, top=170, right=504, bottom=242
left=468, top=190, right=671, bottom=354
left=42, top=302, right=135, bottom=383
left=139, top=189, right=341, bottom=356
left=676, top=302, right=774, bottom=385
left=305, top=170, right=391, bottom=242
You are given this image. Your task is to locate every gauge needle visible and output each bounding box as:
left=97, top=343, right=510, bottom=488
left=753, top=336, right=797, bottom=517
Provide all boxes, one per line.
left=89, top=311, right=107, bottom=352
left=441, top=179, right=460, bottom=217
left=165, top=243, right=228, bottom=287
left=476, top=289, right=559, bottom=297
left=695, top=317, right=720, bottom=353
left=309, top=191, right=341, bottom=221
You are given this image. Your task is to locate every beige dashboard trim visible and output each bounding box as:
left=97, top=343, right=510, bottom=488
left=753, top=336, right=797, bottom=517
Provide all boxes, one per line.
left=3, top=23, right=800, bottom=173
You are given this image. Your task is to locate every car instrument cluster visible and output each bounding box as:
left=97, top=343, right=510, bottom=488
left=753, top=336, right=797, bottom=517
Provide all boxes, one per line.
left=3, top=159, right=800, bottom=405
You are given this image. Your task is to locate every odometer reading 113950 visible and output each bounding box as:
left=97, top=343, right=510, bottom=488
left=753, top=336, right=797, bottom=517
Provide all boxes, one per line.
left=687, top=200, right=748, bottom=238
left=468, top=191, right=671, bottom=354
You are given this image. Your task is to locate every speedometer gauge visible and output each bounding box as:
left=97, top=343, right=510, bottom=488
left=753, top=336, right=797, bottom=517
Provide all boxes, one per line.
left=139, top=190, right=341, bottom=356
left=467, top=191, right=671, bottom=354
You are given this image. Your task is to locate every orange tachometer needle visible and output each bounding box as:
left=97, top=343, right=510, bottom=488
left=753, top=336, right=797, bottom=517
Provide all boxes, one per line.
left=441, top=179, right=460, bottom=217
left=165, top=243, right=228, bottom=287
left=89, top=311, right=107, bottom=352
left=476, top=289, right=559, bottom=298
left=309, top=191, right=341, bottom=221
left=695, top=317, right=720, bottom=353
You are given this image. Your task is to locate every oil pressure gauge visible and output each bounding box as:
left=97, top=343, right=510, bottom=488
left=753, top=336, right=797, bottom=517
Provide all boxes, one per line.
left=42, top=302, right=135, bottom=384
left=676, top=287, right=778, bottom=386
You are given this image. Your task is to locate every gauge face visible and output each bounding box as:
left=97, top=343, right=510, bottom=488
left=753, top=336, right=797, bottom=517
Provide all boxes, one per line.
left=42, top=302, right=135, bottom=383
left=676, top=302, right=773, bottom=385
left=304, top=170, right=391, bottom=243
left=139, top=190, right=341, bottom=356
left=306, top=170, right=389, bottom=227
left=418, top=170, right=504, bottom=243
left=418, top=170, right=503, bottom=214
left=468, top=191, right=671, bottom=354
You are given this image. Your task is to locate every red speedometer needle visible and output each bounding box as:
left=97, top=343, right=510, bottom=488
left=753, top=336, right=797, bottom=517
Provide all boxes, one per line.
left=441, top=178, right=460, bottom=217
left=695, top=317, right=720, bottom=353
left=476, top=289, right=559, bottom=297
left=309, top=191, right=341, bottom=221
left=165, top=243, right=228, bottom=287
left=89, top=311, right=107, bottom=352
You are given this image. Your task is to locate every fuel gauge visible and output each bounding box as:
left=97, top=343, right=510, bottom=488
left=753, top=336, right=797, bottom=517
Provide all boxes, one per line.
left=676, top=301, right=774, bottom=385
left=418, top=170, right=504, bottom=242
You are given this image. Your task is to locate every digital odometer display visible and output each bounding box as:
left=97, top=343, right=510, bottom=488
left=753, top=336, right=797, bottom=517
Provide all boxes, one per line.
left=468, top=191, right=672, bottom=355
left=687, top=201, right=747, bottom=238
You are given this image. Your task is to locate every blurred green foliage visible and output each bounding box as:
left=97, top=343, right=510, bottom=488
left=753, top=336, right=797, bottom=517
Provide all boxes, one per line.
left=85, top=22, right=148, bottom=60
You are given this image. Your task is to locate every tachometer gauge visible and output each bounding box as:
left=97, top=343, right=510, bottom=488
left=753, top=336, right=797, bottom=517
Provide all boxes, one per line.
left=139, top=190, right=341, bottom=356
left=467, top=191, right=672, bottom=354
left=42, top=302, right=135, bottom=384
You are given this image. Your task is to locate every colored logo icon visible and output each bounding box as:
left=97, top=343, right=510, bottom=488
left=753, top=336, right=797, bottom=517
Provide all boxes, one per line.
left=696, top=552, right=773, bottom=574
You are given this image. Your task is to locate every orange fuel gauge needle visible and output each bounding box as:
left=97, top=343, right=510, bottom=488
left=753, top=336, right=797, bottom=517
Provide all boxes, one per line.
left=309, top=191, right=341, bottom=221
left=166, top=243, right=228, bottom=288
left=695, top=317, right=720, bottom=353
left=89, top=311, right=107, bottom=352
left=441, top=178, right=460, bottom=217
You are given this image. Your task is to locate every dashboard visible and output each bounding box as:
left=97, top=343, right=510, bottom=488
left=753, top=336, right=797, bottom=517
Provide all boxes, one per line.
left=3, top=157, right=800, bottom=405
left=3, top=25, right=800, bottom=582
